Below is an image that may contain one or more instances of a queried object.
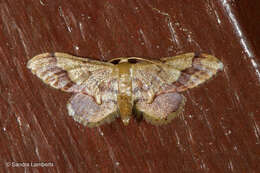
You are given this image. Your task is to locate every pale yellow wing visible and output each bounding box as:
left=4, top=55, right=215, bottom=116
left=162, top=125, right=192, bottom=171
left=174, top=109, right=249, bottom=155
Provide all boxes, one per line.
left=132, top=61, right=181, bottom=103
left=132, top=53, right=223, bottom=124
left=160, top=52, right=223, bottom=92
left=132, top=52, right=223, bottom=103
left=27, top=52, right=118, bottom=104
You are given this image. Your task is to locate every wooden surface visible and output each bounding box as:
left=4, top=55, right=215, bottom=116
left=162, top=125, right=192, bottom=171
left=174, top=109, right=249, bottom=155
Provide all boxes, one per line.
left=0, top=0, right=259, bottom=172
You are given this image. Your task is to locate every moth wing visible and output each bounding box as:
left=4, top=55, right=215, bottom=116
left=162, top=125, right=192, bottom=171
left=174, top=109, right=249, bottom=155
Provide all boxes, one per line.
left=132, top=53, right=223, bottom=102
left=132, top=61, right=181, bottom=103
left=135, top=92, right=185, bottom=125
left=160, top=52, right=223, bottom=92
left=67, top=93, right=118, bottom=127
left=132, top=53, right=223, bottom=124
left=27, top=53, right=118, bottom=104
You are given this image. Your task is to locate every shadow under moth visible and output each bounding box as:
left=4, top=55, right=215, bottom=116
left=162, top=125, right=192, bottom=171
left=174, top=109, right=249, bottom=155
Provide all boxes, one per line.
left=27, top=52, right=223, bottom=127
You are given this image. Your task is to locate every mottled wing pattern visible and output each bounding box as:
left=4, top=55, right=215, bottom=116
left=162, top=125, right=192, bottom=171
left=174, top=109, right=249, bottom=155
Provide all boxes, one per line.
left=67, top=93, right=118, bottom=127
left=27, top=53, right=118, bottom=127
left=133, top=53, right=223, bottom=124
left=161, top=53, right=223, bottom=92
left=132, top=61, right=181, bottom=103
left=134, top=93, right=186, bottom=125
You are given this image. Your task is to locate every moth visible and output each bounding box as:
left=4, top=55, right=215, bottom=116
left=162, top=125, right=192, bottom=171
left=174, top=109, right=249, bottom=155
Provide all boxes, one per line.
left=27, top=52, right=223, bottom=127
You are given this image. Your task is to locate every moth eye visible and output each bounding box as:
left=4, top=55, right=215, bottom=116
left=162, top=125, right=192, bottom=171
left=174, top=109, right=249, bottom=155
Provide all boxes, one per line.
left=128, top=59, right=138, bottom=64
left=110, top=59, right=121, bottom=64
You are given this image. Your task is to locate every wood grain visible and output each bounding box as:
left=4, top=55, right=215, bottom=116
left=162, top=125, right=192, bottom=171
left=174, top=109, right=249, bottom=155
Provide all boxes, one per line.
left=0, top=0, right=259, bottom=172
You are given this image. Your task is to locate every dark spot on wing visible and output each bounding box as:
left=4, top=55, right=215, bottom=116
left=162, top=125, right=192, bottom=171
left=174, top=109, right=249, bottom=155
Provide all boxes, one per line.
left=128, top=58, right=138, bottom=64
left=110, top=59, right=121, bottom=64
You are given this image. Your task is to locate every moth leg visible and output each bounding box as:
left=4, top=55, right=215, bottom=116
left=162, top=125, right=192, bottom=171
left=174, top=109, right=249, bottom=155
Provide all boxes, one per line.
left=67, top=93, right=118, bottom=127
left=135, top=93, right=186, bottom=125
